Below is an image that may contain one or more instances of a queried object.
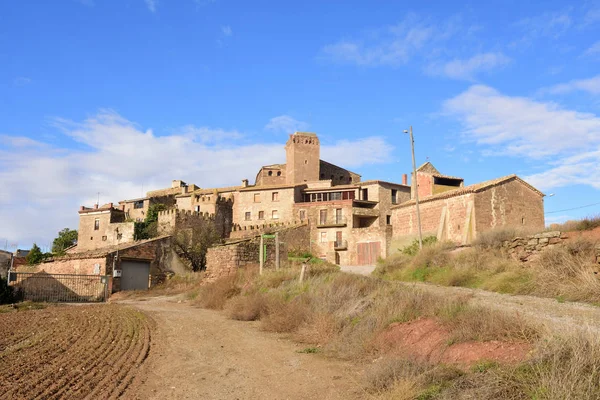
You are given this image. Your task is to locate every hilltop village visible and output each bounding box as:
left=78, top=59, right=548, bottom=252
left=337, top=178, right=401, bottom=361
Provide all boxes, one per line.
left=21, top=132, right=546, bottom=292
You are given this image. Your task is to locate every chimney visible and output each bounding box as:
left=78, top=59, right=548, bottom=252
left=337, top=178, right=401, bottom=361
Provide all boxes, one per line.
left=402, top=174, right=408, bottom=185
left=94, top=204, right=98, bottom=209
left=108, top=202, right=113, bottom=209
left=242, top=179, right=249, bottom=188
left=79, top=206, right=85, bottom=211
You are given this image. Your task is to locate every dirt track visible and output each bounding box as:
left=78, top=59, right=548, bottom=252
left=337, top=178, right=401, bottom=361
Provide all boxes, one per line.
left=123, top=296, right=361, bottom=400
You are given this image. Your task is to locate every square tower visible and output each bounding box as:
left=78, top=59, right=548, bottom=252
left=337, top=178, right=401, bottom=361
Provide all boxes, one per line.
left=285, top=132, right=320, bottom=184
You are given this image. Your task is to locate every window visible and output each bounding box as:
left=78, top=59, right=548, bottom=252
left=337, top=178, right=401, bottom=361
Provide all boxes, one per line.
left=102, top=236, right=107, bottom=241
left=362, top=188, right=368, bottom=201
left=522, top=217, right=525, bottom=225
left=90, top=236, right=93, bottom=240
left=258, top=211, right=264, bottom=220
left=254, top=193, right=261, bottom=203
left=299, top=210, right=306, bottom=221
left=117, top=233, right=123, bottom=240
left=195, top=205, right=200, bottom=212
left=272, top=210, right=279, bottom=219
left=320, top=232, right=327, bottom=243
left=245, top=212, right=251, bottom=221
left=277, top=171, right=281, bottom=176
left=94, top=218, right=100, bottom=230
left=268, top=170, right=273, bottom=176
left=335, top=209, right=342, bottom=224
left=304, top=160, right=308, bottom=164
left=319, top=209, right=327, bottom=225
left=391, top=189, right=398, bottom=204
left=133, top=200, right=144, bottom=209
left=386, top=215, right=391, bottom=225
left=272, top=192, right=279, bottom=202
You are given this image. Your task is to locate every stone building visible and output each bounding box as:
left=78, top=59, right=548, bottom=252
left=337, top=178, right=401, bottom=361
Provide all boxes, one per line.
left=391, top=166, right=545, bottom=246
left=76, top=203, right=135, bottom=252
left=0, top=250, right=12, bottom=279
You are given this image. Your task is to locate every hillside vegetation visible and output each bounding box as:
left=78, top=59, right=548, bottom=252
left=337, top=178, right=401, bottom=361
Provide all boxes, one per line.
left=190, top=263, right=600, bottom=399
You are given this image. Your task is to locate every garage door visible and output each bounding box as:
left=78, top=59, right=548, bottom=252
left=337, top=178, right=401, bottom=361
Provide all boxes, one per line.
left=356, top=242, right=381, bottom=266
left=120, top=261, right=150, bottom=291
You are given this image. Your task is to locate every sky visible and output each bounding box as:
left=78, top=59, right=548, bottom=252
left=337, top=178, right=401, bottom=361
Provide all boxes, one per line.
left=2, top=0, right=600, bottom=250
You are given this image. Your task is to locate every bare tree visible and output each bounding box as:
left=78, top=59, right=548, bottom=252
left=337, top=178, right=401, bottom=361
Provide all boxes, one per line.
left=172, top=218, right=221, bottom=271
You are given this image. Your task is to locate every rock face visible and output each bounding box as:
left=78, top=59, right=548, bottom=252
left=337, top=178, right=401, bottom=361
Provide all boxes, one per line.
left=502, top=231, right=566, bottom=262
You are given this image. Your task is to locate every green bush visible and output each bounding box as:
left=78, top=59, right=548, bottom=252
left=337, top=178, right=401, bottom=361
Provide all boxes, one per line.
left=402, top=236, right=438, bottom=256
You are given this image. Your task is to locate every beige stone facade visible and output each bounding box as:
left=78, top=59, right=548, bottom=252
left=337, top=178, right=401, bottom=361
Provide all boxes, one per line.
left=76, top=204, right=134, bottom=252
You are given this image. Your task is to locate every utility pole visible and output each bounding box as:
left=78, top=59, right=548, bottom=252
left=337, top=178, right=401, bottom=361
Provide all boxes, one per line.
left=406, top=126, right=423, bottom=249
left=259, top=235, right=264, bottom=275
left=275, top=232, right=280, bottom=271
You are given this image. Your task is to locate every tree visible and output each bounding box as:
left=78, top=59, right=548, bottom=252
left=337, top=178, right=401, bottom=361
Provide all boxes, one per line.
left=134, top=203, right=166, bottom=240
left=26, top=244, right=45, bottom=265
left=52, top=228, right=78, bottom=255
left=173, top=219, right=221, bottom=271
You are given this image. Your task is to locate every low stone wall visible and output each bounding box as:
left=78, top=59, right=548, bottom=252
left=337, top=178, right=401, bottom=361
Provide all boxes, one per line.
left=204, top=224, right=310, bottom=283
left=502, top=231, right=566, bottom=261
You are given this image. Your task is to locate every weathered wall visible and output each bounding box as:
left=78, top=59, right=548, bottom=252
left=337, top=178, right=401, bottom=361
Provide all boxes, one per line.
left=204, top=225, right=310, bottom=282
left=319, top=160, right=359, bottom=185
left=78, top=210, right=135, bottom=252
left=256, top=166, right=286, bottom=186
left=30, top=257, right=109, bottom=275
left=234, top=187, right=297, bottom=228
left=502, top=231, right=566, bottom=261
left=0, top=250, right=11, bottom=279
left=474, top=179, right=545, bottom=233
left=392, top=193, right=474, bottom=245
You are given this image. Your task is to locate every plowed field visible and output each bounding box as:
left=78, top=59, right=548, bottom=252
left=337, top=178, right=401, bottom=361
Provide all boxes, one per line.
left=0, top=304, right=151, bottom=400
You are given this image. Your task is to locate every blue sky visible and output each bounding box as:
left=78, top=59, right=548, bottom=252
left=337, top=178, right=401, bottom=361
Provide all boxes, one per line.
left=1, top=0, right=600, bottom=250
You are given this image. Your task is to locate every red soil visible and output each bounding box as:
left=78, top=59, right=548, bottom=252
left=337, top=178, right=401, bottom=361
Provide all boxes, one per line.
left=374, top=318, right=531, bottom=368
left=563, top=225, right=600, bottom=242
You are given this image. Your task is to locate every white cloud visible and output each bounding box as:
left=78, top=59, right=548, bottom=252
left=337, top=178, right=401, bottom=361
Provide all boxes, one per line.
left=221, top=26, right=232, bottom=37
left=584, top=40, right=600, bottom=56
left=320, top=14, right=459, bottom=67
left=0, top=111, right=393, bottom=246
left=426, top=52, right=511, bottom=81
left=144, top=0, right=157, bottom=12
left=516, top=11, right=572, bottom=41
left=321, top=137, right=394, bottom=168
left=443, top=85, right=600, bottom=191
left=265, top=115, right=309, bottom=134
left=544, top=75, right=600, bottom=95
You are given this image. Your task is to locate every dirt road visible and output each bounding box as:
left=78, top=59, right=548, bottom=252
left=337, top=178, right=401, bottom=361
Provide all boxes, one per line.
left=122, top=296, right=362, bottom=400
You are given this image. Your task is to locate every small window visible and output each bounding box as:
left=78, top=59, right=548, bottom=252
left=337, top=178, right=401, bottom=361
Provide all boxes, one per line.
left=90, top=236, right=93, bottom=240
left=195, top=205, right=200, bottom=212
left=117, top=233, right=123, bottom=240
left=102, top=236, right=107, bottom=241
left=268, top=170, right=273, bottom=176
left=299, top=210, right=306, bottom=221
left=133, top=200, right=144, bottom=209
left=319, top=209, right=327, bottom=225
left=272, top=192, right=279, bottom=202
left=272, top=210, right=279, bottom=219
left=94, top=218, right=100, bottom=230
left=386, top=215, right=391, bottom=225
left=339, top=176, right=343, bottom=181
left=304, top=160, right=308, bottom=164
left=320, top=232, right=327, bottom=243
left=522, top=217, right=525, bottom=225
left=245, top=212, right=251, bottom=221
left=391, top=189, right=398, bottom=204
left=277, top=171, right=281, bottom=176
left=258, top=211, right=264, bottom=220
left=254, top=193, right=261, bottom=203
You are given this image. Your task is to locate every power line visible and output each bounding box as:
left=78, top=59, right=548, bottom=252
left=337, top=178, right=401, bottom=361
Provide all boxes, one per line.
left=545, top=201, right=600, bottom=215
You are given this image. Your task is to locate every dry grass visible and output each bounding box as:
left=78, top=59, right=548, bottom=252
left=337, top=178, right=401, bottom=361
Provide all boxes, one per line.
left=549, top=215, right=600, bottom=232
left=194, top=274, right=241, bottom=310
left=226, top=292, right=268, bottom=321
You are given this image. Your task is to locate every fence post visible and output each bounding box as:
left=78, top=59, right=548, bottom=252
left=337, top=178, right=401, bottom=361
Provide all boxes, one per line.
left=299, top=263, right=306, bottom=283
left=259, top=235, right=264, bottom=275
left=275, top=232, right=280, bottom=271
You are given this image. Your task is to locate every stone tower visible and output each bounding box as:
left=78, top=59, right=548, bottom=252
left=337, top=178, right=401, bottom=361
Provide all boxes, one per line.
left=285, top=132, right=320, bottom=185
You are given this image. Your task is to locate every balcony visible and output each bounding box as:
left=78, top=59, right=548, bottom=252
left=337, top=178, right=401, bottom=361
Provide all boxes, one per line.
left=352, top=207, right=379, bottom=217
left=317, top=216, right=347, bottom=228
left=334, top=239, right=348, bottom=250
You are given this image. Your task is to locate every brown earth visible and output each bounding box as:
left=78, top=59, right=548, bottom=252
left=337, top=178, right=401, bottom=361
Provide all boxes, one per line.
left=0, top=304, right=151, bottom=400
left=374, top=318, right=530, bottom=368
left=122, top=295, right=362, bottom=400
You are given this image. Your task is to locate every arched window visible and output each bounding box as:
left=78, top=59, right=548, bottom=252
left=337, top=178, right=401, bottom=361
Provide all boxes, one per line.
left=277, top=171, right=281, bottom=176
left=268, top=171, right=273, bottom=176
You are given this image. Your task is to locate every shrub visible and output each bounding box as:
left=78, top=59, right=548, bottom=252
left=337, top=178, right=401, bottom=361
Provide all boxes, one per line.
left=260, top=295, right=311, bottom=333
left=402, top=236, right=438, bottom=256
left=226, top=292, right=268, bottom=321
left=194, top=275, right=241, bottom=310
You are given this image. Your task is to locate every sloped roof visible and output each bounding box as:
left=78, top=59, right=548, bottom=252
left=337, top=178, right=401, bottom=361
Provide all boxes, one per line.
left=392, top=174, right=544, bottom=209
left=50, top=236, right=172, bottom=260
left=415, top=162, right=463, bottom=180
left=319, top=160, right=361, bottom=177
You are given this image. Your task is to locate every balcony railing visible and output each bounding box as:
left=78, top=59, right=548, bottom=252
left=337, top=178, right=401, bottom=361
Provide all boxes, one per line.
left=317, top=216, right=347, bottom=227
left=334, top=239, right=348, bottom=250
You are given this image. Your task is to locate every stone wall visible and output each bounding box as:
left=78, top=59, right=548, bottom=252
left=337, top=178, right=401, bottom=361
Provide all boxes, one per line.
left=233, top=186, right=297, bottom=228
left=204, top=224, right=310, bottom=283
left=502, top=231, right=566, bottom=261
left=0, top=250, right=11, bottom=279
left=24, top=257, right=109, bottom=275
left=78, top=210, right=134, bottom=252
